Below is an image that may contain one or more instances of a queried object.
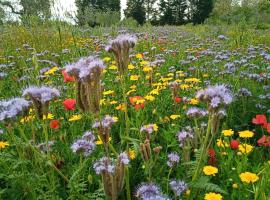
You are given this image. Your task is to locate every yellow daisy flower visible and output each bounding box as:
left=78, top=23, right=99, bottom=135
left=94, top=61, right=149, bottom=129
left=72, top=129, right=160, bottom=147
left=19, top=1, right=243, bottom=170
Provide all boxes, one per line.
left=68, top=114, right=82, bottom=122
left=239, top=172, right=259, bottom=184
left=0, top=141, right=9, bottom=150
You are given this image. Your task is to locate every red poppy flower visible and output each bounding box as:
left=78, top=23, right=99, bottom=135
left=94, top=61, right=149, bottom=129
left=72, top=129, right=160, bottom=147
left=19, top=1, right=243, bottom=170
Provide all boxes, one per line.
left=129, top=96, right=145, bottom=110
left=62, top=70, right=75, bottom=82
left=257, top=135, right=270, bottom=147
left=63, top=99, right=76, bottom=110
left=174, top=97, right=182, bottom=104
left=230, top=140, right=239, bottom=150
left=50, top=119, right=60, bottom=129
left=252, top=114, right=268, bottom=128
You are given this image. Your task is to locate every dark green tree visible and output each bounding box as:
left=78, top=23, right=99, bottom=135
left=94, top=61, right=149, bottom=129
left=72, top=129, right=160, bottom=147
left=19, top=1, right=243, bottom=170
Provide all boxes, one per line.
left=143, top=0, right=157, bottom=21
left=191, top=0, right=214, bottom=24
left=158, top=0, right=175, bottom=25
left=124, top=0, right=146, bottom=25
left=159, top=0, right=187, bottom=25
left=172, top=0, right=188, bottom=25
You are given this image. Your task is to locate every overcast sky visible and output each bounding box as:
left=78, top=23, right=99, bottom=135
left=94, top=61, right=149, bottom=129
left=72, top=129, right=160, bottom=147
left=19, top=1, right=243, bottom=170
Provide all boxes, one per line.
left=53, top=0, right=127, bottom=19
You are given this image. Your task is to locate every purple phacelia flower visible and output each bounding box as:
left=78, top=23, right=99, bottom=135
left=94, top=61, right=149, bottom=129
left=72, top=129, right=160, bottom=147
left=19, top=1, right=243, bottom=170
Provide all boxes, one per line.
left=65, top=56, right=105, bottom=80
left=135, top=183, right=161, bottom=199
left=93, top=157, right=115, bottom=174
left=196, top=84, right=233, bottom=110
left=169, top=180, right=188, bottom=197
left=167, top=152, right=180, bottom=168
left=92, top=115, right=117, bottom=129
left=118, top=152, right=130, bottom=165
left=22, top=86, right=60, bottom=103
left=186, top=107, right=208, bottom=118
left=105, top=34, right=137, bottom=52
left=71, top=139, right=96, bottom=157
left=177, top=127, right=194, bottom=147
left=140, top=124, right=158, bottom=134
left=0, top=98, right=30, bottom=121
left=82, top=131, right=96, bottom=142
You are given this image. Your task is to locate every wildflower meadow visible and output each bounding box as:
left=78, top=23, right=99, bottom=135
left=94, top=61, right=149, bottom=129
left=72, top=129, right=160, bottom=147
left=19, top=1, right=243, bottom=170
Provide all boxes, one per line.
left=0, top=23, right=270, bottom=200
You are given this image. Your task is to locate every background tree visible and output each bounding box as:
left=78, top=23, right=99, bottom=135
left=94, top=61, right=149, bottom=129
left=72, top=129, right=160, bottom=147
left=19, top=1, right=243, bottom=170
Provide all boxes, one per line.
left=191, top=0, right=214, bottom=24
left=0, top=6, right=5, bottom=25
left=159, top=0, right=187, bottom=25
left=172, top=0, right=188, bottom=25
left=124, top=0, right=146, bottom=25
left=143, top=0, right=157, bottom=21
left=0, top=0, right=52, bottom=20
left=75, top=0, right=120, bottom=26
left=158, top=0, right=175, bottom=25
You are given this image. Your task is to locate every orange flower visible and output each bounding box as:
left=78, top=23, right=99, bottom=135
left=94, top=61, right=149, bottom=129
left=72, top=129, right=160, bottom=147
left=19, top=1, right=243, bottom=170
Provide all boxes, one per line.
left=129, top=96, right=145, bottom=110
left=62, top=70, right=75, bottom=82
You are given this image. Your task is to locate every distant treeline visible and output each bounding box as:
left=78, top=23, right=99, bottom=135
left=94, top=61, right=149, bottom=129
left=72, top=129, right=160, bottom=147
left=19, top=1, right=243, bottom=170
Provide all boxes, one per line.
left=0, top=0, right=270, bottom=27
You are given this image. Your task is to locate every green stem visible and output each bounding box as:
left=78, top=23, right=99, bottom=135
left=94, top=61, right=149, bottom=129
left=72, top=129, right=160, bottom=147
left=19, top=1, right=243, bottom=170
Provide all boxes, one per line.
left=166, top=168, right=172, bottom=193
left=125, top=167, right=131, bottom=200
left=192, top=114, right=213, bottom=182
left=120, top=73, right=131, bottom=200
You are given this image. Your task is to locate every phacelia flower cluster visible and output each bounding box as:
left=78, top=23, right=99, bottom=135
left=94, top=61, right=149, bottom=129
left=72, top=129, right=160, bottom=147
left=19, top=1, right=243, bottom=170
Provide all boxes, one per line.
left=106, top=34, right=137, bottom=73
left=186, top=107, right=208, bottom=118
left=0, top=98, right=30, bottom=122
left=22, top=86, right=60, bottom=119
left=65, top=56, right=105, bottom=80
left=196, top=84, right=233, bottom=110
left=71, top=131, right=96, bottom=157
left=135, top=183, right=169, bottom=200
left=167, top=152, right=180, bottom=168
left=177, top=127, right=194, bottom=147
left=93, top=152, right=130, bottom=200
left=169, top=180, right=188, bottom=197
left=22, top=86, right=60, bottom=103
left=65, top=56, right=106, bottom=113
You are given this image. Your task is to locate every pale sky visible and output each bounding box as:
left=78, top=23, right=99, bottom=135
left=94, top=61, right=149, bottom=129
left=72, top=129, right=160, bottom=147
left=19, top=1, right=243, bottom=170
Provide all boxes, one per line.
left=53, top=0, right=127, bottom=20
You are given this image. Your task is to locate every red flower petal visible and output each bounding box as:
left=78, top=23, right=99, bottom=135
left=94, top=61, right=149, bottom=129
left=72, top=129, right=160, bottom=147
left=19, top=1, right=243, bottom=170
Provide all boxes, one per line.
left=63, top=99, right=76, bottom=110
left=50, top=119, right=60, bottom=129
left=174, top=97, right=182, bottom=104
left=252, top=114, right=268, bottom=128
left=257, top=135, right=270, bottom=147
left=230, top=140, right=239, bottom=150
left=62, top=70, right=75, bottom=82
